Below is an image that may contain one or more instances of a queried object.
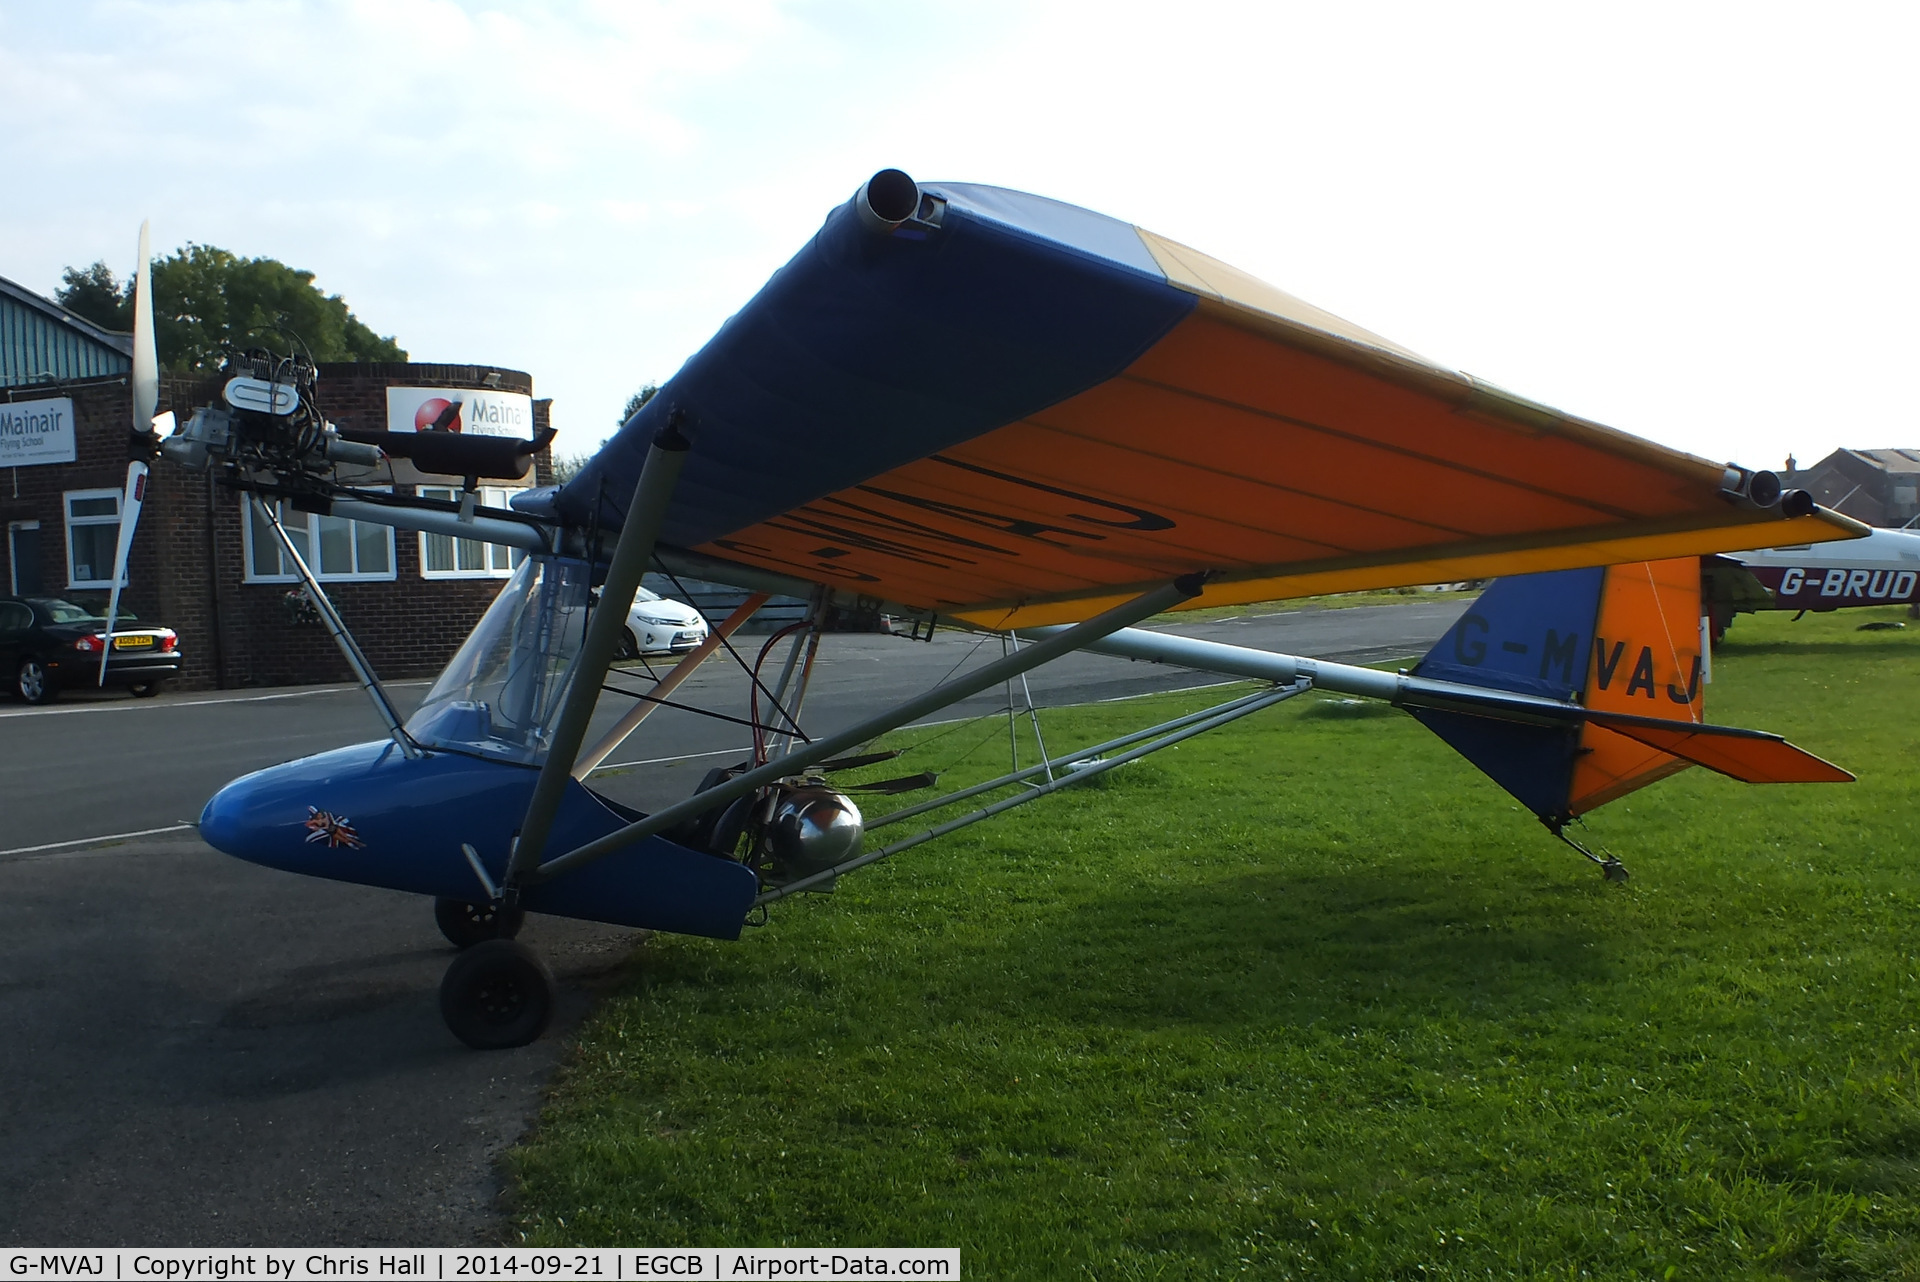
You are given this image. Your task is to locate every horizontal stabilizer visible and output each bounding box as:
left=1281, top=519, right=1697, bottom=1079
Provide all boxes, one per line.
left=1584, top=712, right=1854, bottom=784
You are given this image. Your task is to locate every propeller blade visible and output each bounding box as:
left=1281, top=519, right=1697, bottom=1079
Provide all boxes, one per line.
left=98, top=459, right=148, bottom=685
left=131, top=220, right=158, bottom=434
left=102, top=224, right=158, bottom=686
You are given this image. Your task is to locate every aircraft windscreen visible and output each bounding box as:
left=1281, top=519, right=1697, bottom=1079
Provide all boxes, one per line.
left=406, top=556, right=591, bottom=765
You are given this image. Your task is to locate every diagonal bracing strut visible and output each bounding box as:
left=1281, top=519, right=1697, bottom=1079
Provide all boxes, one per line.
left=521, top=574, right=1209, bottom=884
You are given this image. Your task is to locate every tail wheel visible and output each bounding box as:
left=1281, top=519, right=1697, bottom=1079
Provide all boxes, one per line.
left=440, top=940, right=556, bottom=1050
left=434, top=896, right=526, bottom=949
left=16, top=658, right=55, bottom=705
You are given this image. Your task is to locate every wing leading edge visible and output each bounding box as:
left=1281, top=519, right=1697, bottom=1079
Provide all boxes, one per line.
left=554, top=171, right=1864, bottom=627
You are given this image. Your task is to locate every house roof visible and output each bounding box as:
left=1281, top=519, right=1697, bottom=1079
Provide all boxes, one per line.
left=1843, top=448, right=1920, bottom=475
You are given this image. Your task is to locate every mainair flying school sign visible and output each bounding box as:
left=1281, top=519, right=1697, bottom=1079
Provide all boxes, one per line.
left=0, top=396, right=77, bottom=467
left=385, top=387, right=533, bottom=438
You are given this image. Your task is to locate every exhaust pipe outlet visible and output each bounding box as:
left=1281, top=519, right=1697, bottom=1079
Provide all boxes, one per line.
left=1779, top=488, right=1815, bottom=518
left=1719, top=466, right=1785, bottom=512
left=854, top=168, right=920, bottom=234
left=325, top=436, right=386, bottom=468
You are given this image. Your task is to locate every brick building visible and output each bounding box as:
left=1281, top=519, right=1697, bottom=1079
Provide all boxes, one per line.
left=3, top=284, right=553, bottom=693
left=1784, top=449, right=1920, bottom=529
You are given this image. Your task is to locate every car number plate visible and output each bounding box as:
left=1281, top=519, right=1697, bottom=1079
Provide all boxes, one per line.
left=113, top=634, right=154, bottom=649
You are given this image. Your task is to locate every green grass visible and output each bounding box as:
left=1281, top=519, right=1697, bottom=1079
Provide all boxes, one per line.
left=509, top=607, right=1920, bottom=1278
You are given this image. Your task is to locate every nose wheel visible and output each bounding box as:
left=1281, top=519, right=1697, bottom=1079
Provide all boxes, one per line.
left=440, top=939, right=556, bottom=1049
left=434, top=895, right=526, bottom=949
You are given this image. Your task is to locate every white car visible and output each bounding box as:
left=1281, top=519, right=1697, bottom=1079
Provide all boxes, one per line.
left=619, top=587, right=710, bottom=658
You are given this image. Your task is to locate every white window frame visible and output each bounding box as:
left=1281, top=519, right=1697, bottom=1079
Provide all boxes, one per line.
left=64, top=488, right=126, bottom=589
left=243, top=493, right=397, bottom=584
left=415, top=486, right=529, bottom=580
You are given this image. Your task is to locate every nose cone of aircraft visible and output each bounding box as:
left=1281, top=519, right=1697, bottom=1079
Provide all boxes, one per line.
left=198, top=739, right=405, bottom=873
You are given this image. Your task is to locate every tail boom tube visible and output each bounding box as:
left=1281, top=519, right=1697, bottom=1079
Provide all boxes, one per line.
left=1031, top=614, right=1851, bottom=817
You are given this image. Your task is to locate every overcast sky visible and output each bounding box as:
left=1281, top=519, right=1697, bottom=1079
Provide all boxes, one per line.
left=4, top=1, right=1914, bottom=473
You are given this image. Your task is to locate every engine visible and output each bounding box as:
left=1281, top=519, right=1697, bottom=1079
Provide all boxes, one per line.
left=158, top=349, right=381, bottom=491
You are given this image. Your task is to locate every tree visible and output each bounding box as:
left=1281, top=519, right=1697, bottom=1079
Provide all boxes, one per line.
left=55, top=244, right=406, bottom=372
left=618, top=382, right=659, bottom=426
left=57, top=262, right=131, bottom=331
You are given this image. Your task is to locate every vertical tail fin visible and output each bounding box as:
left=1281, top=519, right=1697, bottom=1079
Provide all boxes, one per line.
left=1568, top=558, right=1705, bottom=815
left=1411, top=559, right=1707, bottom=827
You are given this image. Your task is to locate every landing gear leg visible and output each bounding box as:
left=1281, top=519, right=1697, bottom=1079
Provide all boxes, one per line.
left=1553, top=826, right=1629, bottom=883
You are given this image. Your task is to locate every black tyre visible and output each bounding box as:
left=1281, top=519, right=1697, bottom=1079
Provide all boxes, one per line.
left=439, top=940, right=556, bottom=1050
left=16, top=658, right=55, bottom=705
left=706, top=794, right=754, bottom=858
left=128, top=679, right=165, bottom=699
left=434, top=896, right=526, bottom=949
left=616, top=627, right=639, bottom=660
left=679, top=766, right=746, bottom=853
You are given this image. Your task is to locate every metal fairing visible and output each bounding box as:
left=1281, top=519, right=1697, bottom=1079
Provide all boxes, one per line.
left=198, top=741, right=760, bottom=940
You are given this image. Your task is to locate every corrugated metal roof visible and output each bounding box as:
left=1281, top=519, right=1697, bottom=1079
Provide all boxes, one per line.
left=0, top=274, right=134, bottom=389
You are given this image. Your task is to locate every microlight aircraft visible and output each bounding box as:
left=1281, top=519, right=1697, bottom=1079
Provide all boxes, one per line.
left=102, top=171, right=1864, bottom=1048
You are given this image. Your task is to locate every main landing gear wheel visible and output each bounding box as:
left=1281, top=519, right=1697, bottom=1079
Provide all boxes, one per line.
left=440, top=939, right=556, bottom=1049
left=16, top=658, right=55, bottom=705
left=434, top=896, right=526, bottom=949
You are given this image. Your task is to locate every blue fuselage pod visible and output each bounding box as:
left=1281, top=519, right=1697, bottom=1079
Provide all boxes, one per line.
left=198, top=741, right=760, bottom=940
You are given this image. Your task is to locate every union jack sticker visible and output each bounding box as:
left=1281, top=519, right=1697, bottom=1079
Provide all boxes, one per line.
left=303, top=806, right=366, bottom=850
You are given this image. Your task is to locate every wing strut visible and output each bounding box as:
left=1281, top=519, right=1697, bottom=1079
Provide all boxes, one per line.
left=523, top=573, right=1208, bottom=885
left=509, top=417, right=692, bottom=887
left=252, top=495, right=421, bottom=758
left=572, top=591, right=771, bottom=779
left=759, top=677, right=1310, bottom=904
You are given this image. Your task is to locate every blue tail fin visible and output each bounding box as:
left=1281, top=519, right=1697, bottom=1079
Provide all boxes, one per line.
left=1414, top=566, right=1604, bottom=701
left=1408, top=566, right=1606, bottom=825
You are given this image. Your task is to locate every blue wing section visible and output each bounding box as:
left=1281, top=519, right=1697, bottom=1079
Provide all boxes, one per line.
left=555, top=183, right=1196, bottom=544
left=1413, top=566, right=1604, bottom=701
